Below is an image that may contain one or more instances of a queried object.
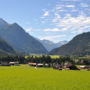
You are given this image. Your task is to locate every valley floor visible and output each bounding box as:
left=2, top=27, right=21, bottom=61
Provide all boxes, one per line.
left=0, top=65, right=90, bottom=90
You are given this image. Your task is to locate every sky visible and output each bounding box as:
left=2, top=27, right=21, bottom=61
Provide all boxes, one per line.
left=0, top=0, right=90, bottom=43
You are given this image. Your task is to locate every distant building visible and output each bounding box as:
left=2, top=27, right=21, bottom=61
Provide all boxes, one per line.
left=28, top=63, right=44, bottom=67
left=9, top=62, right=19, bottom=66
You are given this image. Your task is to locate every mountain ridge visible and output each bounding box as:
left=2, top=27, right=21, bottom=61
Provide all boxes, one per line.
left=40, top=39, right=68, bottom=51
left=49, top=32, right=90, bottom=56
left=0, top=19, right=47, bottom=54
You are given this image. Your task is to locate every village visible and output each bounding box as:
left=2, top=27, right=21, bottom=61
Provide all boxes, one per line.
left=0, top=55, right=90, bottom=71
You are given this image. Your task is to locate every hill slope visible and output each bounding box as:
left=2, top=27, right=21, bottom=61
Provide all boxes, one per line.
left=49, top=32, right=90, bottom=56
left=0, top=37, right=15, bottom=55
left=0, top=19, right=47, bottom=54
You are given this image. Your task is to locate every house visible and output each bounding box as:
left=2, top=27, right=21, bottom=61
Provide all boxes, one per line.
left=28, top=63, right=44, bottom=67
left=9, top=62, right=19, bottom=66
left=28, top=63, right=37, bottom=67
left=80, top=65, right=90, bottom=71
left=37, top=63, right=43, bottom=67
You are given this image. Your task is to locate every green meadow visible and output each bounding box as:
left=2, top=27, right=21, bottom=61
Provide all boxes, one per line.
left=0, top=65, right=90, bottom=90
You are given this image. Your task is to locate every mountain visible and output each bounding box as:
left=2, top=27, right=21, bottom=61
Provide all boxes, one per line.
left=40, top=39, right=68, bottom=51
left=0, top=18, right=8, bottom=28
left=56, top=40, right=68, bottom=47
left=0, top=19, right=47, bottom=54
left=49, top=32, right=90, bottom=56
left=0, top=37, right=15, bottom=55
left=40, top=40, right=56, bottom=51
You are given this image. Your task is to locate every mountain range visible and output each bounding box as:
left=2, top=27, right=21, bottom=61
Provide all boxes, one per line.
left=0, top=18, right=90, bottom=56
left=0, top=18, right=47, bottom=54
left=40, top=40, right=68, bottom=51
left=49, top=32, right=90, bottom=56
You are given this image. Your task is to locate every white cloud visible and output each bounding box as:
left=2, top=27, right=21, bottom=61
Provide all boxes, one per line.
left=41, top=10, right=50, bottom=20
left=44, top=28, right=62, bottom=32
left=66, top=5, right=75, bottom=8
left=51, top=13, right=90, bottom=34
left=52, top=13, right=61, bottom=23
left=40, top=0, right=90, bottom=41
left=43, top=10, right=49, bottom=17
left=55, top=5, right=63, bottom=10
left=41, top=35, right=66, bottom=41
left=41, top=7, right=90, bottom=33
left=80, top=3, right=89, bottom=7
left=53, top=4, right=77, bottom=14
left=26, top=27, right=33, bottom=32
left=70, top=9, right=78, bottom=12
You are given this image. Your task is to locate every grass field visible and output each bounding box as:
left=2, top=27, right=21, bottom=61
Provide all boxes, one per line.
left=0, top=65, right=90, bottom=90
left=25, top=55, right=60, bottom=59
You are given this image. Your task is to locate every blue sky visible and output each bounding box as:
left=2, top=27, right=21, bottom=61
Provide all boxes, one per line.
left=0, top=0, right=90, bottom=42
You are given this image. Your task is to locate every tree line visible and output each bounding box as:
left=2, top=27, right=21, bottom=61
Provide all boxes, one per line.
left=0, top=55, right=90, bottom=66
